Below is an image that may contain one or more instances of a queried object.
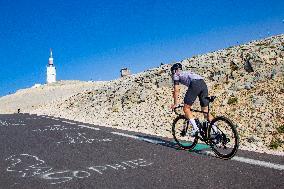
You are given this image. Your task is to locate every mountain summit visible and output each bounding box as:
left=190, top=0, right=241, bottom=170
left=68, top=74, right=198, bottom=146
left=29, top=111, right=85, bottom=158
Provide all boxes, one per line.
left=1, top=34, right=283, bottom=154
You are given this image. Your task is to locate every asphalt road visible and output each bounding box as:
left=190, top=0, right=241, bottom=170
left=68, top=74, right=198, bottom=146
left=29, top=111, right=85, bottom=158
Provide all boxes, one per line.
left=0, top=113, right=283, bottom=189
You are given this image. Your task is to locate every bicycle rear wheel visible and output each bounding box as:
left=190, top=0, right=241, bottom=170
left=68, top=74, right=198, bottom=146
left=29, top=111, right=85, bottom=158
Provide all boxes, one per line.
left=172, top=115, right=198, bottom=150
left=208, top=116, right=239, bottom=159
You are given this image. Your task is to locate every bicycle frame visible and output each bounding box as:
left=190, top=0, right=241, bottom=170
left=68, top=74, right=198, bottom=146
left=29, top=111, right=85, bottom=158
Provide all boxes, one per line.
left=173, top=105, right=212, bottom=143
left=191, top=108, right=211, bottom=124
left=174, top=105, right=211, bottom=122
left=172, top=96, right=239, bottom=159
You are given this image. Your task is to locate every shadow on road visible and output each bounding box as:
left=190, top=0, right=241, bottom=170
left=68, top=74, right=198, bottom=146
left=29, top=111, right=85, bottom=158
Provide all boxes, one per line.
left=135, top=134, right=210, bottom=154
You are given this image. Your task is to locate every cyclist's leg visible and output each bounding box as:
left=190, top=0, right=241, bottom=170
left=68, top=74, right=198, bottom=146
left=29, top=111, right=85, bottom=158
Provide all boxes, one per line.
left=201, top=106, right=214, bottom=121
left=198, top=80, right=213, bottom=121
left=180, top=104, right=193, bottom=136
left=184, top=81, right=199, bottom=134
left=183, top=104, right=199, bottom=135
left=198, top=80, right=219, bottom=137
left=184, top=82, right=198, bottom=120
left=201, top=106, right=219, bottom=134
left=183, top=104, right=194, bottom=119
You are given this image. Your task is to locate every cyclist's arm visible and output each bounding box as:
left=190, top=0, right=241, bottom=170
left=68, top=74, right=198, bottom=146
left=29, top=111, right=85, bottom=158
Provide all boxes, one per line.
left=173, top=84, right=180, bottom=105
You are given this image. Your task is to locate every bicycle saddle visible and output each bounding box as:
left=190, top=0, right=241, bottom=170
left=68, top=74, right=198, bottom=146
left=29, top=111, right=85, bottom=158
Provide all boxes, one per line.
left=205, top=96, right=216, bottom=102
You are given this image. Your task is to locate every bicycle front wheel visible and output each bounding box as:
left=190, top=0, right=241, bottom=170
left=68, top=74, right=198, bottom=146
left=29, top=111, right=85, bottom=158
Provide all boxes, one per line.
left=208, top=116, right=239, bottom=159
left=172, top=115, right=198, bottom=150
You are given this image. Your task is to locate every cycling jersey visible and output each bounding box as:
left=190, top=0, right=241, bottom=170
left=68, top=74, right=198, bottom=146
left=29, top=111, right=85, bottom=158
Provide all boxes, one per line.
left=172, top=71, right=203, bottom=87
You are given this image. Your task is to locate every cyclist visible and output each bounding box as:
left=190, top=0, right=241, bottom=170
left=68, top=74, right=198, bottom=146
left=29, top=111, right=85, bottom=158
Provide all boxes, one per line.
left=170, top=63, right=214, bottom=136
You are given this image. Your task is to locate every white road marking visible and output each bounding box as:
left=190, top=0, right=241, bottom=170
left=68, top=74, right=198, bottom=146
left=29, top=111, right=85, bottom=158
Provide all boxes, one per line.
left=233, top=156, right=284, bottom=171
left=78, top=125, right=100, bottom=130
left=200, top=151, right=284, bottom=171
left=62, top=121, right=77, bottom=125
left=111, top=132, right=165, bottom=145
left=111, top=131, right=284, bottom=171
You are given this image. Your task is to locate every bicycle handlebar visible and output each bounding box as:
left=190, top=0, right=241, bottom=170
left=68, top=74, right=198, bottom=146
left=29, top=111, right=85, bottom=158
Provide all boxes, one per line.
left=173, top=105, right=184, bottom=115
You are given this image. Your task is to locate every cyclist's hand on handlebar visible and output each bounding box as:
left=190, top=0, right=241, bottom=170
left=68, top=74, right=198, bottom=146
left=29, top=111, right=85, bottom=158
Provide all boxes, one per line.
left=171, top=104, right=184, bottom=115
left=170, top=104, right=178, bottom=110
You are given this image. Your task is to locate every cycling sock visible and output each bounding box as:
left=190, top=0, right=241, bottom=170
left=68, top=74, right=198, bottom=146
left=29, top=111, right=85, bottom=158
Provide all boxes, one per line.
left=189, top=119, right=198, bottom=130
left=212, top=124, right=218, bottom=133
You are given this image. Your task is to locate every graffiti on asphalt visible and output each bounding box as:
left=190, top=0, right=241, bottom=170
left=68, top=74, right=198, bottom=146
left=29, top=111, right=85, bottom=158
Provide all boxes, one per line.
left=0, top=120, right=26, bottom=127
left=6, top=154, right=153, bottom=184
left=56, top=132, right=112, bottom=145
left=32, top=125, right=82, bottom=132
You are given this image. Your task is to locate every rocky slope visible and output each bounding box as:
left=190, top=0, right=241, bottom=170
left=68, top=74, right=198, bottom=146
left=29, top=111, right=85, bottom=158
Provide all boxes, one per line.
left=1, top=35, right=283, bottom=155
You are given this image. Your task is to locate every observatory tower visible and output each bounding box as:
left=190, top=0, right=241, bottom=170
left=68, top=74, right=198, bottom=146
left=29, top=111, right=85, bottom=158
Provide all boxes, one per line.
left=46, top=48, right=56, bottom=84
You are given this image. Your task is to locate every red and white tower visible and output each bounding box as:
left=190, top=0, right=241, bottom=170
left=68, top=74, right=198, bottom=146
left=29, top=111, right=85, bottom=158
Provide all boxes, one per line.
left=46, top=48, right=56, bottom=84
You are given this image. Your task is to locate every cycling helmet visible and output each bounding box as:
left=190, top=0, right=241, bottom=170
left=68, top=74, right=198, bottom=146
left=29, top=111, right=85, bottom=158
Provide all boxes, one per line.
left=171, top=63, right=182, bottom=73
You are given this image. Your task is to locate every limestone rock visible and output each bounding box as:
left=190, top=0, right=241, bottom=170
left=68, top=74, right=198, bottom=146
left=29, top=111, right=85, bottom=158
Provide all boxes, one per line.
left=1, top=34, right=284, bottom=154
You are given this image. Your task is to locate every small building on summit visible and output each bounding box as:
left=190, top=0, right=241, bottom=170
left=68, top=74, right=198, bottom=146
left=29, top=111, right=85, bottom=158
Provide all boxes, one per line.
left=120, top=68, right=131, bottom=77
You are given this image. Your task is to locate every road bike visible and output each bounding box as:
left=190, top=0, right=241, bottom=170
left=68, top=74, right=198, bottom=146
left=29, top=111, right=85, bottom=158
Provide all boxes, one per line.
left=172, top=96, right=239, bottom=159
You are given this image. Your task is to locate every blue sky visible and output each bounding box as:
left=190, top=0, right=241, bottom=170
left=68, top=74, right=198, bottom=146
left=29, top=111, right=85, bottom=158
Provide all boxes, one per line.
left=0, top=0, right=283, bottom=96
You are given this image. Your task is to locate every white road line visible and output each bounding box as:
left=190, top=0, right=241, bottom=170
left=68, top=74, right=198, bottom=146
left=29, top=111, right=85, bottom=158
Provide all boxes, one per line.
left=199, top=151, right=284, bottom=171
left=111, top=131, right=284, bottom=171
left=62, top=121, right=77, bottom=125
left=233, top=156, right=284, bottom=171
left=111, top=132, right=165, bottom=144
left=78, top=125, right=100, bottom=130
